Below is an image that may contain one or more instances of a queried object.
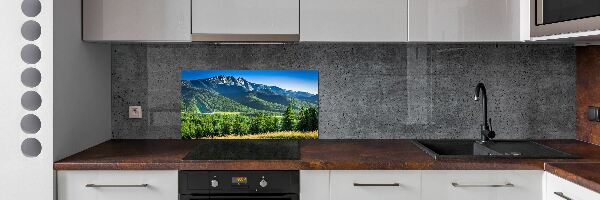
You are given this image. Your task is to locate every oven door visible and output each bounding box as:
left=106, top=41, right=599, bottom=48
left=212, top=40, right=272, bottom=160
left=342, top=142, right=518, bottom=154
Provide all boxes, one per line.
left=180, top=194, right=299, bottom=200
left=532, top=0, right=600, bottom=37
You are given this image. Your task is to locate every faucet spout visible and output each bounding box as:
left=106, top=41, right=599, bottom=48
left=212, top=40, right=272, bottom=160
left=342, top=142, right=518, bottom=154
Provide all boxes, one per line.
left=474, top=83, right=495, bottom=142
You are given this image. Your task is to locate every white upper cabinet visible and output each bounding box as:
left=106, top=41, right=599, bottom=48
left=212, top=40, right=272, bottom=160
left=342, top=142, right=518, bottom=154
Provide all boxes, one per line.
left=80, top=0, right=535, bottom=42
left=83, top=0, right=191, bottom=42
left=409, top=0, right=530, bottom=42
left=300, top=0, right=408, bottom=42
left=191, top=0, right=300, bottom=41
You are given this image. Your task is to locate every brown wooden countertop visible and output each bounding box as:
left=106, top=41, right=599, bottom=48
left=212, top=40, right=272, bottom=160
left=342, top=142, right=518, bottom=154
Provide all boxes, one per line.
left=545, top=162, right=600, bottom=194
left=54, top=139, right=600, bottom=194
left=54, top=139, right=600, bottom=171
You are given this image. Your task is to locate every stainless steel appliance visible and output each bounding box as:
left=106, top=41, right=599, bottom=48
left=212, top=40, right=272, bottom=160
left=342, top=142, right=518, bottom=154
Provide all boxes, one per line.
left=179, top=171, right=299, bottom=200
left=532, top=0, right=600, bottom=37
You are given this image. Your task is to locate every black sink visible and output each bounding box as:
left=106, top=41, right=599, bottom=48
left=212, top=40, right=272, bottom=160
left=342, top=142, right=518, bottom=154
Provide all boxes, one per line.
left=412, top=140, right=577, bottom=160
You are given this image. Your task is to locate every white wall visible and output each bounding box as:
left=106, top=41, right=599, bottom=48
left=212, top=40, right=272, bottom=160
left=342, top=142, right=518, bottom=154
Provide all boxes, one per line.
left=1, top=0, right=110, bottom=198
left=0, top=0, right=54, bottom=199
left=53, top=0, right=111, bottom=161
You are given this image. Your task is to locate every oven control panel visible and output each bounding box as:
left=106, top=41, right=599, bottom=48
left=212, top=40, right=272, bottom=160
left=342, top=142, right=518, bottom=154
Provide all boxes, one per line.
left=259, top=178, right=268, bottom=187
left=179, top=170, right=299, bottom=194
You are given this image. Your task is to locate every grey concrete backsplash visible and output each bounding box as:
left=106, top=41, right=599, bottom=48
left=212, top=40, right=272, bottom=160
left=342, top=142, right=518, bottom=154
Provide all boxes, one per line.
left=112, top=43, right=576, bottom=139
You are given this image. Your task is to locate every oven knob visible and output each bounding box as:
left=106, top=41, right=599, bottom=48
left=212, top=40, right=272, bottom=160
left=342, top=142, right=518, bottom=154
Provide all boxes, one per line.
left=259, top=179, right=268, bottom=188
left=211, top=180, right=219, bottom=188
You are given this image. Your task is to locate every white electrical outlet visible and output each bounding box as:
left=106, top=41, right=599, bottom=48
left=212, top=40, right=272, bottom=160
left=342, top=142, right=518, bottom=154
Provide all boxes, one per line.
left=129, top=106, right=142, bottom=119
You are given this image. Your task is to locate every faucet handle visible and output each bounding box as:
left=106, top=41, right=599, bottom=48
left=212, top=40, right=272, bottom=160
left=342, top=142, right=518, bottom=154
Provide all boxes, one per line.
left=488, top=130, right=496, bottom=139
left=488, top=118, right=496, bottom=139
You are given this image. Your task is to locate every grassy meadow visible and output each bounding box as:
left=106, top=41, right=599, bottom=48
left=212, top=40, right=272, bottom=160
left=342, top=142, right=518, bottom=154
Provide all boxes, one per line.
left=207, top=131, right=318, bottom=139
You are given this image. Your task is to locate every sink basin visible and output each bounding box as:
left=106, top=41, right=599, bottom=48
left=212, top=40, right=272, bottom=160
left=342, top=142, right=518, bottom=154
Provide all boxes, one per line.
left=412, top=140, right=577, bottom=160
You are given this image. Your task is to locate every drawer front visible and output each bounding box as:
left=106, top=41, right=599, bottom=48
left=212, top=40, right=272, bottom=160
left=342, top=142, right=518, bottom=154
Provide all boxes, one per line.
left=422, top=170, right=543, bottom=200
left=57, top=170, right=178, bottom=200
left=330, top=170, right=420, bottom=200
left=546, top=172, right=600, bottom=200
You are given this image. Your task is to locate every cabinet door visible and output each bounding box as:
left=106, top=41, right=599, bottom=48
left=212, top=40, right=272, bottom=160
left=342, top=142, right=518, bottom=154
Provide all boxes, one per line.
left=545, top=172, right=600, bottom=200
left=57, top=170, right=178, bottom=200
left=409, top=0, right=529, bottom=42
left=82, top=0, right=191, bottom=41
left=301, top=0, right=408, bottom=42
left=300, top=170, right=330, bottom=200
left=421, top=170, right=542, bottom=200
left=191, top=0, right=299, bottom=36
left=330, top=170, right=420, bottom=200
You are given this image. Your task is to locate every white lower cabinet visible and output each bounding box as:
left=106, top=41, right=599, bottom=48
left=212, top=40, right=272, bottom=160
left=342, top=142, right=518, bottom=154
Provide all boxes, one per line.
left=301, top=170, right=331, bottom=200
left=421, top=170, right=543, bottom=200
left=545, top=172, right=600, bottom=200
left=300, top=170, right=545, bottom=200
left=56, top=170, right=178, bottom=200
left=56, top=170, right=600, bottom=200
left=330, top=170, right=421, bottom=200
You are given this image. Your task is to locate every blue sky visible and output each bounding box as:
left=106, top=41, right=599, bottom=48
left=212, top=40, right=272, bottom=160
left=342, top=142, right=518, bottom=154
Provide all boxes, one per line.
left=181, top=70, right=319, bottom=94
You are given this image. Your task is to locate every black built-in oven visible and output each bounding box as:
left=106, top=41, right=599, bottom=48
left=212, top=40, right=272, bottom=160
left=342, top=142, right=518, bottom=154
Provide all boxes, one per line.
left=533, top=0, right=600, bottom=37
left=179, top=171, right=299, bottom=200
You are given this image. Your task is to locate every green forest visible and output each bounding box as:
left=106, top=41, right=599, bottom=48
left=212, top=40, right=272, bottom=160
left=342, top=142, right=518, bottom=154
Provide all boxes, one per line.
left=181, top=104, right=318, bottom=139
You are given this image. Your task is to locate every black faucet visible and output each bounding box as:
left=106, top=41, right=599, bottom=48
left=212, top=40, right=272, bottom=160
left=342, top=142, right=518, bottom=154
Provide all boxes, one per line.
left=474, top=83, right=495, bottom=142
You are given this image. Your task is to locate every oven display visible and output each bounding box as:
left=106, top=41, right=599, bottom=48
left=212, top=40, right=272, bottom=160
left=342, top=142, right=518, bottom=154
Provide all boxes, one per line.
left=232, top=177, right=248, bottom=185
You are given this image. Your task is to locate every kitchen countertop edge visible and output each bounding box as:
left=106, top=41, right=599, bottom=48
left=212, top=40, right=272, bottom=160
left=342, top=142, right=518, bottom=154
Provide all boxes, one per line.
left=545, top=162, right=600, bottom=194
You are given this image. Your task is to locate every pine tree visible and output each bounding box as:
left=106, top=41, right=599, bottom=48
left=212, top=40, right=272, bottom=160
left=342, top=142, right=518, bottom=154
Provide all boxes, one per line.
left=308, top=107, right=319, bottom=131
left=233, top=115, right=250, bottom=135
left=181, top=113, right=194, bottom=139
left=282, top=104, right=296, bottom=131
left=297, top=106, right=308, bottom=131
left=251, top=113, right=269, bottom=133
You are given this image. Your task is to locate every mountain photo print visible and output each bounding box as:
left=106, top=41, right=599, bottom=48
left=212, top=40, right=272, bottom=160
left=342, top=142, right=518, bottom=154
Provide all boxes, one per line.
left=181, top=70, right=319, bottom=139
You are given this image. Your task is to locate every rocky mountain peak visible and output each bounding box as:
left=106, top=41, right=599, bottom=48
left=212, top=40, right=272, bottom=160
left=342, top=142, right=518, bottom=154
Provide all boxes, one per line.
left=205, top=75, right=252, bottom=90
left=208, top=75, right=244, bottom=85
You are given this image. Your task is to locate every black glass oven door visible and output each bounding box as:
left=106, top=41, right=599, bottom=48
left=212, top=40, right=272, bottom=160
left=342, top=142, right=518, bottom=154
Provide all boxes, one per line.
left=539, top=0, right=600, bottom=25
left=180, top=194, right=298, bottom=200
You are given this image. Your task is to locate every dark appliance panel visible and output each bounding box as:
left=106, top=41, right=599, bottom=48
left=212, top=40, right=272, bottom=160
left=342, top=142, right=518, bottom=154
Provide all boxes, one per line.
left=540, top=0, right=600, bottom=25
left=532, top=0, right=600, bottom=37
left=179, top=171, right=299, bottom=200
left=179, top=171, right=210, bottom=193
left=179, top=194, right=298, bottom=200
left=208, top=171, right=299, bottom=194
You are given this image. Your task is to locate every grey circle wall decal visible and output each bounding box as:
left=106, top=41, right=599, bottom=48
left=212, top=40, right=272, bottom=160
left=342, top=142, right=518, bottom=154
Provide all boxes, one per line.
left=21, top=91, right=42, bottom=111
left=21, top=44, right=41, bottom=64
left=20, top=114, right=41, bottom=134
left=21, top=68, right=41, bottom=88
left=21, top=20, right=41, bottom=41
left=21, top=138, right=42, bottom=157
left=21, top=0, right=41, bottom=17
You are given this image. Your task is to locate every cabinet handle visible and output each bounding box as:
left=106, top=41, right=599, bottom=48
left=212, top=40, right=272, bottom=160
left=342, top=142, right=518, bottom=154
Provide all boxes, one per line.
left=553, top=192, right=573, bottom=200
left=353, top=183, right=400, bottom=187
left=85, top=184, right=149, bottom=188
left=451, top=182, right=514, bottom=187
